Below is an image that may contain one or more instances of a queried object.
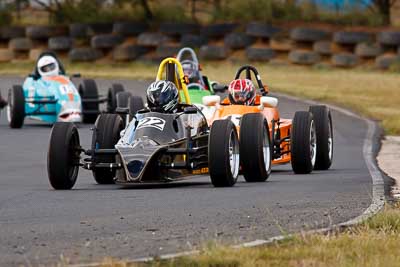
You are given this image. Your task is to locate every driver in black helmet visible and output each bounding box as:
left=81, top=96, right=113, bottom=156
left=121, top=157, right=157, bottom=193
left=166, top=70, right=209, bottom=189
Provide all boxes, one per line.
left=146, top=80, right=183, bottom=113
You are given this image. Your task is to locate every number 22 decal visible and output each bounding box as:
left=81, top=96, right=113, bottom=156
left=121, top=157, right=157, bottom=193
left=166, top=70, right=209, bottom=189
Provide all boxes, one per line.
left=136, top=117, right=166, bottom=131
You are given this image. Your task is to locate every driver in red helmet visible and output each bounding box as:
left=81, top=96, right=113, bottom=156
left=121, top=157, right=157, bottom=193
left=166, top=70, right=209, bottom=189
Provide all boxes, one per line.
left=227, top=78, right=256, bottom=105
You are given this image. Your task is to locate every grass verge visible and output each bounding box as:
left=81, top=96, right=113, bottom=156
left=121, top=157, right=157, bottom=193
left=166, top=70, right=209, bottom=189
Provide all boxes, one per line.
left=92, top=205, right=400, bottom=267
left=1, top=61, right=399, bottom=134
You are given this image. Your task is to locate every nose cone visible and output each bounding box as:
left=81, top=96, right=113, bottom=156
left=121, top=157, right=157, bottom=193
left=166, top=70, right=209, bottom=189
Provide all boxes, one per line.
left=58, top=101, right=82, bottom=122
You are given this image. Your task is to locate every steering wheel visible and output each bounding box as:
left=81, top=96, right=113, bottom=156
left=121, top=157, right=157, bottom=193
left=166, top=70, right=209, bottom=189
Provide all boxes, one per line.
left=234, top=65, right=267, bottom=96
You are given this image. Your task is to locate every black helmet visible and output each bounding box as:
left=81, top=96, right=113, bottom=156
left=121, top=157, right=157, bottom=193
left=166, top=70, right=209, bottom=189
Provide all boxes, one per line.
left=146, top=80, right=179, bottom=112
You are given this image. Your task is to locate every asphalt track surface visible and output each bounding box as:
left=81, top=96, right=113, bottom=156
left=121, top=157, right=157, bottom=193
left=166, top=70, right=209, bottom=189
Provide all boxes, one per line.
left=0, top=77, right=373, bottom=266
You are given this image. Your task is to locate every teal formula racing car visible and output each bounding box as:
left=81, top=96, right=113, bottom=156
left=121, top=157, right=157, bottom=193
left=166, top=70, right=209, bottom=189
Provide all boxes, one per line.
left=7, top=52, right=126, bottom=128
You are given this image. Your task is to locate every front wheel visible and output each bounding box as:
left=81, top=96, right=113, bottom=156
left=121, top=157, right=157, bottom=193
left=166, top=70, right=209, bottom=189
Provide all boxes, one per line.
left=209, top=119, right=240, bottom=187
left=240, top=113, right=272, bottom=182
left=7, top=85, right=25, bottom=128
left=309, top=105, right=333, bottom=170
left=47, top=122, right=80, bottom=190
left=79, top=79, right=99, bottom=123
left=291, top=111, right=316, bottom=174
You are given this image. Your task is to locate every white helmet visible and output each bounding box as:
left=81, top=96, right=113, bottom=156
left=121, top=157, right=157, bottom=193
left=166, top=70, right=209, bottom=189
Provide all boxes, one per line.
left=37, top=55, right=59, bottom=77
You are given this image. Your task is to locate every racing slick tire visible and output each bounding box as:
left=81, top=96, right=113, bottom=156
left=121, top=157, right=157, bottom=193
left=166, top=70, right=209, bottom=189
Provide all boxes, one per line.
left=47, top=122, right=80, bottom=190
left=291, top=111, right=316, bottom=174
left=92, top=114, right=124, bottom=184
left=107, top=83, right=125, bottom=113
left=7, top=85, right=25, bottom=128
left=79, top=79, right=99, bottom=123
left=309, top=105, right=333, bottom=170
left=129, top=95, right=144, bottom=118
left=240, top=113, right=272, bottom=182
left=209, top=119, right=240, bottom=187
left=116, top=91, right=131, bottom=108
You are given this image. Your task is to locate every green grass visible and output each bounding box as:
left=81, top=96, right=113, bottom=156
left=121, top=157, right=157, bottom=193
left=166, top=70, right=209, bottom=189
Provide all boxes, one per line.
left=91, top=205, right=400, bottom=267
left=2, top=61, right=399, bottom=135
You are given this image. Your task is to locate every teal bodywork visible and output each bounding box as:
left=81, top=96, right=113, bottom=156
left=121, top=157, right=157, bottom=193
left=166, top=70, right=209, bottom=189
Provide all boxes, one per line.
left=23, top=75, right=82, bottom=123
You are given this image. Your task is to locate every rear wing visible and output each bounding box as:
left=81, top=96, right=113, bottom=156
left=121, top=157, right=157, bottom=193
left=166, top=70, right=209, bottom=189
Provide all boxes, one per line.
left=156, top=57, right=191, bottom=105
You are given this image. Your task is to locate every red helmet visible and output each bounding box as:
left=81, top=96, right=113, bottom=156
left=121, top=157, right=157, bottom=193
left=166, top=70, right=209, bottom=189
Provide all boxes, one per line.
left=228, top=79, right=256, bottom=105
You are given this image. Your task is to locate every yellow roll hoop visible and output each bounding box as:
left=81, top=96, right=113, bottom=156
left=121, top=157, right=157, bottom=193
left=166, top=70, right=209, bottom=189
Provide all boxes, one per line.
left=156, top=57, right=191, bottom=105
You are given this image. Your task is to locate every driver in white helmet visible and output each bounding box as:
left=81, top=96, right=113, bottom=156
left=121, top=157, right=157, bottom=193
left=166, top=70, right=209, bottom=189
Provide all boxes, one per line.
left=37, top=55, right=60, bottom=77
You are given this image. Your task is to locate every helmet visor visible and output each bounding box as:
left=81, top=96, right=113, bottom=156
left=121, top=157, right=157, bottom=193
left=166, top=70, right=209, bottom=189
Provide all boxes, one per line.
left=40, top=63, right=56, bottom=73
left=233, top=90, right=253, bottom=103
left=148, top=89, right=174, bottom=106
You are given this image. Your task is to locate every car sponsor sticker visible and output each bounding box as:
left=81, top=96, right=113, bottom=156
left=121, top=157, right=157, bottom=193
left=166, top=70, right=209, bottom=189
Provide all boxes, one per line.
left=136, top=117, right=166, bottom=131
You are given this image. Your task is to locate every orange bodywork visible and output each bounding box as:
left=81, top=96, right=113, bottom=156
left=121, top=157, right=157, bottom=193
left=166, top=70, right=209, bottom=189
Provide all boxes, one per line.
left=208, top=95, right=292, bottom=165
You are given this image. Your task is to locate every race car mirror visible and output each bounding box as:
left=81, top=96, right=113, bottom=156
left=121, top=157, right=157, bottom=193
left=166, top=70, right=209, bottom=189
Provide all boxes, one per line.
left=183, top=106, right=198, bottom=114
left=72, top=73, right=81, bottom=78
left=260, top=96, right=278, bottom=109
left=212, top=84, right=228, bottom=93
left=202, top=95, right=220, bottom=106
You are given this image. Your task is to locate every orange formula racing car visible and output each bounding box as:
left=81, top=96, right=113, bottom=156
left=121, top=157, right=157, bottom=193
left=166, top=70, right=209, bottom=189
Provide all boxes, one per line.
left=200, top=65, right=333, bottom=181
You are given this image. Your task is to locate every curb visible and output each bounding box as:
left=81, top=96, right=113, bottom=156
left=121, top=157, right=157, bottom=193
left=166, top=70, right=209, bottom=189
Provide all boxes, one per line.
left=69, top=93, right=387, bottom=266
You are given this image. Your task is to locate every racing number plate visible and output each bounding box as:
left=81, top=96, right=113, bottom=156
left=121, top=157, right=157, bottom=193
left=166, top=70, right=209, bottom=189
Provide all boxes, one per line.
left=192, top=167, right=209, bottom=174
left=136, top=117, right=166, bottom=131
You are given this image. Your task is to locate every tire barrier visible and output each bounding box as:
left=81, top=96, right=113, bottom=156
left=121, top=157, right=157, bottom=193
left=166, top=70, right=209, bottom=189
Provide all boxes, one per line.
left=48, top=36, right=73, bottom=51
left=246, top=47, right=276, bottom=61
left=290, top=27, right=330, bottom=42
left=156, top=44, right=181, bottom=58
left=88, top=23, right=113, bottom=35
left=160, top=22, right=200, bottom=37
left=289, top=50, right=321, bottom=65
left=113, top=22, right=148, bottom=36
left=313, top=41, right=332, bottom=55
left=0, top=22, right=396, bottom=70
left=69, top=23, right=89, bottom=39
left=199, top=45, right=229, bottom=60
left=26, top=25, right=67, bottom=39
left=245, top=22, right=281, bottom=38
left=9, top=38, right=32, bottom=51
left=91, top=34, right=123, bottom=49
left=355, top=43, right=383, bottom=58
left=181, top=34, right=207, bottom=47
left=224, top=32, right=254, bottom=49
left=201, top=23, right=238, bottom=38
left=137, top=32, right=171, bottom=47
left=1, top=26, right=25, bottom=39
left=113, top=45, right=149, bottom=61
left=377, top=31, right=400, bottom=46
left=69, top=47, right=103, bottom=62
left=333, top=31, right=374, bottom=45
left=332, top=53, right=359, bottom=67
left=270, top=38, right=292, bottom=51
left=375, top=54, right=400, bottom=69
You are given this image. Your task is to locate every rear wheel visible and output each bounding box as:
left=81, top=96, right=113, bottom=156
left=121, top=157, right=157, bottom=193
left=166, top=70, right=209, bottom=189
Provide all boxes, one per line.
left=92, top=114, right=124, bottom=184
left=129, top=95, right=144, bottom=118
left=7, top=85, right=25, bottom=128
left=79, top=79, right=99, bottom=123
left=47, top=122, right=80, bottom=190
left=291, top=111, right=316, bottom=174
left=107, top=83, right=124, bottom=113
left=240, top=113, right=272, bottom=182
left=309, top=105, right=333, bottom=170
left=116, top=91, right=131, bottom=108
left=209, top=119, right=240, bottom=187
